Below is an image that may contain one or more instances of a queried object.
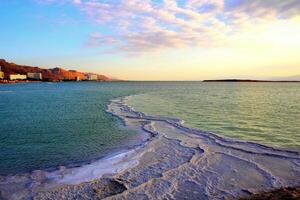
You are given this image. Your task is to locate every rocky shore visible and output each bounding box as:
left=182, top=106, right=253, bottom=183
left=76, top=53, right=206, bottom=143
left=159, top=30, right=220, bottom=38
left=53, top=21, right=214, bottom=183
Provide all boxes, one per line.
left=241, top=187, right=300, bottom=200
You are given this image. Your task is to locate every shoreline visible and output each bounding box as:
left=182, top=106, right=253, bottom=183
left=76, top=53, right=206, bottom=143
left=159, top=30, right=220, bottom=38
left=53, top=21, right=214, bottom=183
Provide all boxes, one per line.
left=1, top=95, right=300, bottom=199
left=2, top=80, right=300, bottom=85
left=0, top=99, right=154, bottom=200
left=0, top=80, right=120, bottom=84
left=0, top=141, right=150, bottom=200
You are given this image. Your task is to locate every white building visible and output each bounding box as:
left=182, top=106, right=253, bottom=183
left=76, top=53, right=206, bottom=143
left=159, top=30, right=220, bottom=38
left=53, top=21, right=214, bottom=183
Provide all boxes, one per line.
left=0, top=66, right=3, bottom=79
left=27, top=72, right=42, bottom=80
left=87, top=74, right=98, bottom=81
left=10, top=74, right=27, bottom=80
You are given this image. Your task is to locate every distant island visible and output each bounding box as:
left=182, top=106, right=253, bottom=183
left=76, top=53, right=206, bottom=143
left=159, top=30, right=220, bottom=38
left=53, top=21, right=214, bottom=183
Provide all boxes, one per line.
left=203, top=79, right=300, bottom=82
left=0, top=59, right=116, bottom=83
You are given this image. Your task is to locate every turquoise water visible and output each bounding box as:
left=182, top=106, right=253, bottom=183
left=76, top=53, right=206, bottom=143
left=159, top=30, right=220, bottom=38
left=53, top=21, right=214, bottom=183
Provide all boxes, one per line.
left=127, top=82, right=300, bottom=150
left=0, top=82, right=145, bottom=175
left=0, top=82, right=299, bottom=176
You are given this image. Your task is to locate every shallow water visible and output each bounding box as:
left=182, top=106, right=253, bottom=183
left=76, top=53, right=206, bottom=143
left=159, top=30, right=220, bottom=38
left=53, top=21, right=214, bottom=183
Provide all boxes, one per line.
left=0, top=81, right=299, bottom=176
left=127, top=82, right=300, bottom=150
left=101, top=97, right=300, bottom=200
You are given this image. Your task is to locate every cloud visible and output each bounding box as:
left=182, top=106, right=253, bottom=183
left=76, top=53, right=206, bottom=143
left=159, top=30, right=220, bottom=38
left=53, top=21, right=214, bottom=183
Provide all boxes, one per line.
left=225, top=0, right=300, bottom=18
left=41, top=0, right=300, bottom=54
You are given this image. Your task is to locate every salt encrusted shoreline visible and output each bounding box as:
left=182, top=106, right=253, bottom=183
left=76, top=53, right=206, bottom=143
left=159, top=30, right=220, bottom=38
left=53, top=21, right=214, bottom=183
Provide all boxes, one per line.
left=1, top=96, right=300, bottom=200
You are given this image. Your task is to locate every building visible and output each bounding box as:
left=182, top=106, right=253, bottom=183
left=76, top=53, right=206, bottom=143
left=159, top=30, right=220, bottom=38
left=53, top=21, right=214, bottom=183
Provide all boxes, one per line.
left=0, top=66, right=3, bottom=79
left=27, top=72, right=42, bottom=80
left=76, top=76, right=81, bottom=81
left=87, top=74, right=98, bottom=81
left=10, top=74, right=27, bottom=80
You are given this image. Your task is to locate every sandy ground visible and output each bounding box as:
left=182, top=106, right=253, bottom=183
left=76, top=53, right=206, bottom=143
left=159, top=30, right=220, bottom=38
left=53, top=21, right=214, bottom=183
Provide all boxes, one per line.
left=1, top=96, right=300, bottom=200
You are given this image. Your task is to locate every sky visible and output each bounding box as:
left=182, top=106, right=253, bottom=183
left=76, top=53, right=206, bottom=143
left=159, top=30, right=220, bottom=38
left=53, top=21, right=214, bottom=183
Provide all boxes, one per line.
left=0, top=0, right=300, bottom=80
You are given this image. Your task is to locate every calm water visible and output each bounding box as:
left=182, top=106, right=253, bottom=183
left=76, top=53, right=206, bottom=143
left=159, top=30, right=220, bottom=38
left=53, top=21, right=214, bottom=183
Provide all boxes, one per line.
left=127, top=82, right=300, bottom=150
left=0, top=82, right=299, bottom=175
left=0, top=82, right=146, bottom=175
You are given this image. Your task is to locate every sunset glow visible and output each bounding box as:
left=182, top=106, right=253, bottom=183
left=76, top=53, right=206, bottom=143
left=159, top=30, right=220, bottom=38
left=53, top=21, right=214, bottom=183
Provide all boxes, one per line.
left=1, top=0, right=300, bottom=80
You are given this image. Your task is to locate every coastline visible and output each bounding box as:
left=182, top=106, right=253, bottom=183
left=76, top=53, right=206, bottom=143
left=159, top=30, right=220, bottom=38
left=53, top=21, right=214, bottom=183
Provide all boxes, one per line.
left=0, top=80, right=117, bottom=84
left=0, top=140, right=150, bottom=200
left=1, top=95, right=300, bottom=200
left=0, top=98, right=154, bottom=200
left=0, top=80, right=43, bottom=84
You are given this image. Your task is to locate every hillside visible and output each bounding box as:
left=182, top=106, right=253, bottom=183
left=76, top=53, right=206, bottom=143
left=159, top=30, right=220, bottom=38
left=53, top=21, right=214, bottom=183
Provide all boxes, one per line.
left=0, top=59, right=112, bottom=81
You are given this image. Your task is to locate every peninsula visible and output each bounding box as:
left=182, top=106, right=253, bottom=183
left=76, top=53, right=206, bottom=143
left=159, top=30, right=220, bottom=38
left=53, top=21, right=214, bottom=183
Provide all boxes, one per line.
left=203, top=79, right=300, bottom=82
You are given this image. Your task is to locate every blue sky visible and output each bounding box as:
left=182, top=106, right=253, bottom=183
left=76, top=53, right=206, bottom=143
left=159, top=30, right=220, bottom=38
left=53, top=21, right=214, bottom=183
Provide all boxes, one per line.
left=1, top=1, right=92, bottom=58
left=1, top=0, right=300, bottom=80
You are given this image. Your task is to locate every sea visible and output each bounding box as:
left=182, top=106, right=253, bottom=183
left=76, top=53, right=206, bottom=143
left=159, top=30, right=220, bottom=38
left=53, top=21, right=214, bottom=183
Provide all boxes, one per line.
left=0, top=82, right=299, bottom=176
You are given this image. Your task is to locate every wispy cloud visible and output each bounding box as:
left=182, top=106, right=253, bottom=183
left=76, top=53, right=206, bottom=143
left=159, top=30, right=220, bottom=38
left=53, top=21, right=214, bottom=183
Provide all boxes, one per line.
left=40, top=0, right=300, bottom=53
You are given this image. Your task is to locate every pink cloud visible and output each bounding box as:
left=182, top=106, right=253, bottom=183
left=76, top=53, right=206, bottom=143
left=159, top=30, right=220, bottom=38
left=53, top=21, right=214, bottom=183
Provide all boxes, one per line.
left=40, top=0, right=300, bottom=53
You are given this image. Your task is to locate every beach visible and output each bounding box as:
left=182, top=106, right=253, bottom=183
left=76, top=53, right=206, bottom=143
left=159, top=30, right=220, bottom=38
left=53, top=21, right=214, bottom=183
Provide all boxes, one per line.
left=5, top=96, right=297, bottom=200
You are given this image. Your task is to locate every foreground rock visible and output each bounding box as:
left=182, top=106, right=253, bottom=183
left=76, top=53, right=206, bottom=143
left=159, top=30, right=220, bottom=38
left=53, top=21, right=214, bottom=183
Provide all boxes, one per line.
left=240, top=187, right=300, bottom=200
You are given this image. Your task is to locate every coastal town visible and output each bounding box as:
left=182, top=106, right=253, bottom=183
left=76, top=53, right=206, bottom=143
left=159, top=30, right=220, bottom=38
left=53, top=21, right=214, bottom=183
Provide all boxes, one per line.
left=0, top=59, right=112, bottom=83
left=0, top=66, right=43, bottom=81
left=0, top=66, right=98, bottom=82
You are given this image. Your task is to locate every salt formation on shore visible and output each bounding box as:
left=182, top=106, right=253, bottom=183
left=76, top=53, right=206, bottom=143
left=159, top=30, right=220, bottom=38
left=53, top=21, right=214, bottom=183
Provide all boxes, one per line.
left=1, top=96, right=300, bottom=200
left=103, top=97, right=300, bottom=199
